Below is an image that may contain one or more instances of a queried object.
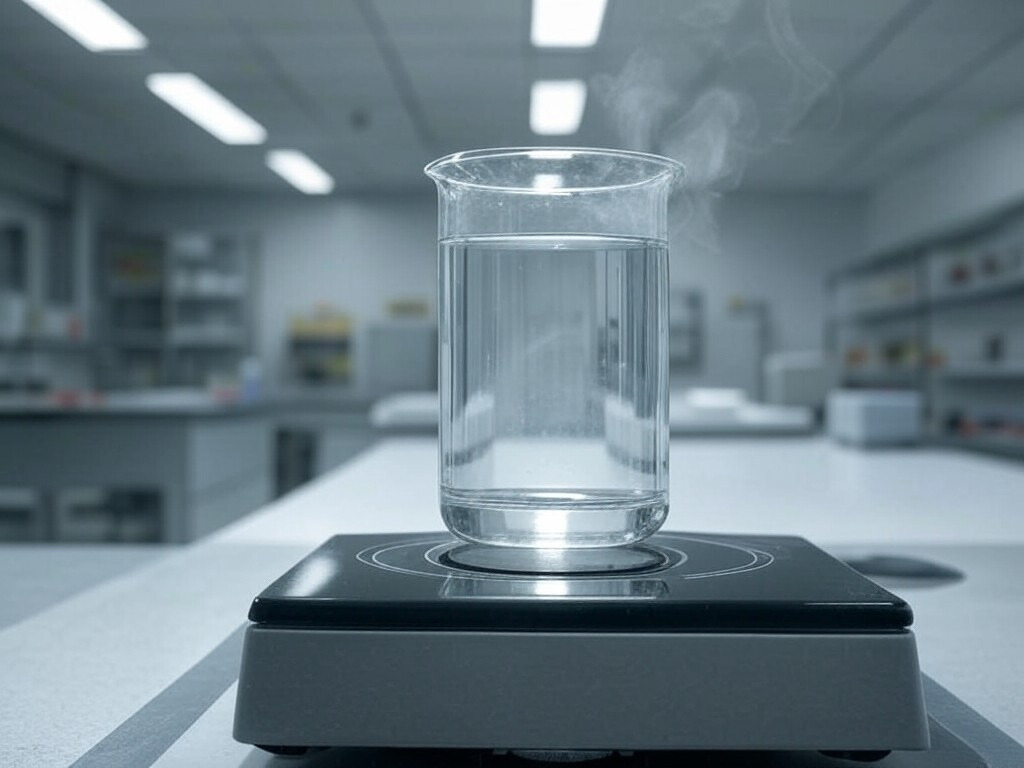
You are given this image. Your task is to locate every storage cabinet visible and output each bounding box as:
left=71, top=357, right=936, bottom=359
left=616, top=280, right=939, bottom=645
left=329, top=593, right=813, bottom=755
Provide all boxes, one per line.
left=99, top=231, right=258, bottom=389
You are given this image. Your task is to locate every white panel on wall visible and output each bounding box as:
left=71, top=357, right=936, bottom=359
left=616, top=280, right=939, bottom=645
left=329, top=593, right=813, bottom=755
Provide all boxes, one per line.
left=867, top=108, right=1024, bottom=254
left=672, top=192, right=866, bottom=393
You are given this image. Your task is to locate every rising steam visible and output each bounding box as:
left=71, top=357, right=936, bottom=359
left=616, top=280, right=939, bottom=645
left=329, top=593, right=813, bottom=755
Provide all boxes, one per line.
left=594, top=0, right=833, bottom=256
left=594, top=51, right=679, bottom=154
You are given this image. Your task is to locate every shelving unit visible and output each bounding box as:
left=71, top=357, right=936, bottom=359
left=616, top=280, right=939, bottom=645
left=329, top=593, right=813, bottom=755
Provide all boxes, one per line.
left=1, top=217, right=92, bottom=394
left=829, top=206, right=1024, bottom=461
left=99, top=232, right=258, bottom=389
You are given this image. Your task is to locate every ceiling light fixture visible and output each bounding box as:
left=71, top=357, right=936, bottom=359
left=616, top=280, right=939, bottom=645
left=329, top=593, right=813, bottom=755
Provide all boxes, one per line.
left=20, top=0, right=147, bottom=51
left=146, top=73, right=267, bottom=145
left=532, top=173, right=564, bottom=190
left=531, top=0, right=607, bottom=48
left=528, top=149, right=575, bottom=160
left=266, top=150, right=335, bottom=194
left=530, top=80, right=587, bottom=136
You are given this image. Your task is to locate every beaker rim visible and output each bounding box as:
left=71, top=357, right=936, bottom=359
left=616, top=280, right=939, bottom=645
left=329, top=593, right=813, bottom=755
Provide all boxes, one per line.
left=424, top=146, right=683, bottom=194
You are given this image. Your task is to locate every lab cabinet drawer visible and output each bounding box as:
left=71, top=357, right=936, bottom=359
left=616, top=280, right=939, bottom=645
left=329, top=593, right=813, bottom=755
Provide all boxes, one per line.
left=0, top=488, right=44, bottom=542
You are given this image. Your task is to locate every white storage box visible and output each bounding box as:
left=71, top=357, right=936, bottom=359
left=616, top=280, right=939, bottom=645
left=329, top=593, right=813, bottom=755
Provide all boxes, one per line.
left=827, top=389, right=922, bottom=447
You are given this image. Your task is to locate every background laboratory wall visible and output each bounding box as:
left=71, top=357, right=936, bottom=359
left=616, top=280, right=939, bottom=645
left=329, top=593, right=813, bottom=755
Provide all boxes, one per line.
left=119, top=189, right=864, bottom=394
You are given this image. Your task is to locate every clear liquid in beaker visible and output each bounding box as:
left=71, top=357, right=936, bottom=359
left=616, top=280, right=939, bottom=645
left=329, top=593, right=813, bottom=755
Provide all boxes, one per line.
left=439, top=234, right=669, bottom=548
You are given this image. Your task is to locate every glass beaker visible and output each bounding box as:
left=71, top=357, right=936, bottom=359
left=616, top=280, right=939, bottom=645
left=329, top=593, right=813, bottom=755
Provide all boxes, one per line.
left=425, top=147, right=681, bottom=549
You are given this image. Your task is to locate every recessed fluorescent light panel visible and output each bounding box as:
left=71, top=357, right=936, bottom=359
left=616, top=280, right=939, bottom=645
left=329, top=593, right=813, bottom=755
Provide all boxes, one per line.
left=20, top=0, right=147, bottom=51
left=266, top=150, right=335, bottom=194
left=531, top=0, right=607, bottom=47
left=532, top=173, right=564, bottom=190
left=146, top=73, right=267, bottom=145
left=530, top=80, right=587, bottom=136
left=528, top=149, right=575, bottom=160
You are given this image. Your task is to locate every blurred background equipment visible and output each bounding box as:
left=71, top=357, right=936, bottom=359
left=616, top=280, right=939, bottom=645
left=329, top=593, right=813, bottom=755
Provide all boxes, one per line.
left=366, top=299, right=437, bottom=395
left=764, top=350, right=830, bottom=414
left=0, top=0, right=1022, bottom=538
left=668, top=288, right=703, bottom=371
left=288, top=304, right=353, bottom=385
left=827, top=389, right=923, bottom=447
left=98, top=230, right=257, bottom=391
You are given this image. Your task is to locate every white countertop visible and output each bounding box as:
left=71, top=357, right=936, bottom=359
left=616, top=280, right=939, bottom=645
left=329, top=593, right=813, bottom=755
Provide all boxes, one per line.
left=3, top=436, right=1024, bottom=766
left=367, top=390, right=815, bottom=435
left=0, top=545, right=169, bottom=631
left=217, top=436, right=1024, bottom=547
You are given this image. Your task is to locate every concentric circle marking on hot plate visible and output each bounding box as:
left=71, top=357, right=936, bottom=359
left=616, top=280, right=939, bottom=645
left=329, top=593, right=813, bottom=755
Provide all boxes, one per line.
left=356, top=532, right=773, bottom=582
left=441, top=543, right=669, bottom=575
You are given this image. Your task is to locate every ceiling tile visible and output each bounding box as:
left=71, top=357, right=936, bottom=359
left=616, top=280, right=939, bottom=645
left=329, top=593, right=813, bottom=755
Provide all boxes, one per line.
left=374, top=0, right=525, bottom=41
left=848, top=106, right=988, bottom=183
left=0, top=0, right=1021, bottom=192
left=936, top=37, right=1024, bottom=111
left=846, top=0, right=1024, bottom=104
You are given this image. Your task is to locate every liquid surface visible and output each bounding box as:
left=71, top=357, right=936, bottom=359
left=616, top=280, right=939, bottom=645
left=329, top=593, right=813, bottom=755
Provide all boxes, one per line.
left=439, top=234, right=669, bottom=548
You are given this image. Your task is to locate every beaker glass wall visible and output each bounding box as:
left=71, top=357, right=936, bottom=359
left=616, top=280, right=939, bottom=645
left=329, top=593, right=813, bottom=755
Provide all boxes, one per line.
left=426, top=148, right=681, bottom=548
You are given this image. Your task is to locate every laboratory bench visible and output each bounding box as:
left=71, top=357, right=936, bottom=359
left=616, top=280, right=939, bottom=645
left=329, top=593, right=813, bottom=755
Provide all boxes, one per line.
left=263, top=389, right=376, bottom=488
left=0, top=389, right=379, bottom=543
left=2, top=437, right=1024, bottom=766
left=0, top=405, right=273, bottom=543
left=0, top=543, right=170, bottom=631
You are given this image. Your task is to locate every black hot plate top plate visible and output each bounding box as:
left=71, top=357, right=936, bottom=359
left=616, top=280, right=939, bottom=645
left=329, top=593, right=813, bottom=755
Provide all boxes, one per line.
left=249, top=532, right=912, bottom=633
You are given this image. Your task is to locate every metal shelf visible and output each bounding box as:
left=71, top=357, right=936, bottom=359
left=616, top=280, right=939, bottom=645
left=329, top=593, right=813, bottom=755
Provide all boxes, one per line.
left=170, top=330, right=246, bottom=347
left=0, top=338, right=92, bottom=352
left=833, top=276, right=1024, bottom=321
left=832, top=301, right=924, bottom=325
left=930, top=273, right=1024, bottom=309
left=841, top=367, right=922, bottom=384
left=110, top=331, right=163, bottom=348
left=936, top=363, right=1024, bottom=381
left=171, top=289, right=245, bottom=301
left=108, top=283, right=164, bottom=298
left=934, top=434, right=1024, bottom=461
left=171, top=340, right=246, bottom=349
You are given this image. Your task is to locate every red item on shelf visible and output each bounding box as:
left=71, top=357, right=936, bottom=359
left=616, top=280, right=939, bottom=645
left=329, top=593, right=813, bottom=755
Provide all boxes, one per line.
left=67, top=314, right=83, bottom=341
left=948, top=263, right=971, bottom=284
left=959, top=419, right=978, bottom=437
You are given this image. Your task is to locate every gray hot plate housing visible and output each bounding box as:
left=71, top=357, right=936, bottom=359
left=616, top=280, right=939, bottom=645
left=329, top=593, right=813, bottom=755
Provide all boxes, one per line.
left=234, top=532, right=929, bottom=757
